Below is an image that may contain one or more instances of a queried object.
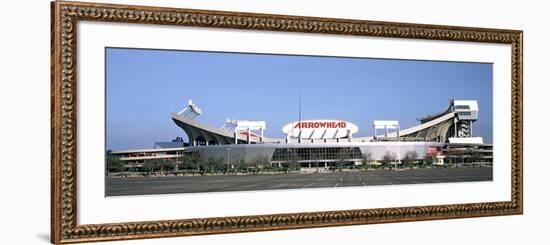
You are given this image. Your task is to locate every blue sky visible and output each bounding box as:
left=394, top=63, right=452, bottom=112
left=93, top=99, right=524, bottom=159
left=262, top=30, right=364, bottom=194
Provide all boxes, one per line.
left=106, top=48, right=493, bottom=150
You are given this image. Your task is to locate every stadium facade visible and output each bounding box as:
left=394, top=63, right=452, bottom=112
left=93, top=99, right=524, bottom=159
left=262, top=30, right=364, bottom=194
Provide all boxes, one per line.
left=111, top=99, right=493, bottom=170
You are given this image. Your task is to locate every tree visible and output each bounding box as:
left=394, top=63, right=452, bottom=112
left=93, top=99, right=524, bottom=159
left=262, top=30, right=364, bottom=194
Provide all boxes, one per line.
left=337, top=148, right=347, bottom=171
left=141, top=159, right=172, bottom=175
left=143, top=160, right=159, bottom=176
left=204, top=157, right=224, bottom=173
left=178, top=154, right=191, bottom=170
left=205, top=158, right=215, bottom=173
left=382, top=151, right=397, bottom=169
left=403, top=151, right=419, bottom=169
left=423, top=155, right=435, bottom=167
left=106, top=153, right=123, bottom=174
left=251, top=155, right=270, bottom=173
left=361, top=150, right=373, bottom=171
left=237, top=158, right=247, bottom=172
left=215, top=157, right=225, bottom=173
left=179, top=154, right=201, bottom=173
left=158, top=160, right=174, bottom=174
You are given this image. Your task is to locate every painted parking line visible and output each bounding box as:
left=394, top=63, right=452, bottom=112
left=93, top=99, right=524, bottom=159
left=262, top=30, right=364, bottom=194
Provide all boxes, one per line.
left=302, top=182, right=315, bottom=188
left=230, top=183, right=263, bottom=190
left=271, top=183, right=289, bottom=189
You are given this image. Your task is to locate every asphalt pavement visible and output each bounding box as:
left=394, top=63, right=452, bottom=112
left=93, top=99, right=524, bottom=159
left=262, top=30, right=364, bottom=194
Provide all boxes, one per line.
left=105, top=167, right=493, bottom=196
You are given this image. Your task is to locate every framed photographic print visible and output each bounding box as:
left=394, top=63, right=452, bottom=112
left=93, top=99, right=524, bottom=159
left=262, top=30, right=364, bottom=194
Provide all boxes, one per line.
left=51, top=0, right=523, bottom=243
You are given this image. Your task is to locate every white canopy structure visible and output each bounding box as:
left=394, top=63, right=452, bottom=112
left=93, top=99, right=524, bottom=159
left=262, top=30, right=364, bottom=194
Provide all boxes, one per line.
left=373, top=120, right=400, bottom=140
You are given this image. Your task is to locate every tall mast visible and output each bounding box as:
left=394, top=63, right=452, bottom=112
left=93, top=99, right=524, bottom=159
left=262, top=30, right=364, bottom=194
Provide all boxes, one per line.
left=298, top=91, right=301, bottom=143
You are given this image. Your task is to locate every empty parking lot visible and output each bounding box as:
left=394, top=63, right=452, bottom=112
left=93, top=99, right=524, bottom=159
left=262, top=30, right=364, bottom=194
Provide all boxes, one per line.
left=106, top=167, right=492, bottom=196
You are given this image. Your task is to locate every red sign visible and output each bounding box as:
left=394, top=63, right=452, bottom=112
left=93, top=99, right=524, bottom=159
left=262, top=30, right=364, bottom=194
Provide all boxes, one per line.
left=294, top=121, right=347, bottom=129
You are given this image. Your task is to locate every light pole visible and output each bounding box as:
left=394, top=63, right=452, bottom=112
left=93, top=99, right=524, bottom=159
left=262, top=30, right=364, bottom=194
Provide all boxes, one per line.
left=395, top=143, right=400, bottom=172
left=395, top=131, right=401, bottom=172
left=226, top=148, right=231, bottom=173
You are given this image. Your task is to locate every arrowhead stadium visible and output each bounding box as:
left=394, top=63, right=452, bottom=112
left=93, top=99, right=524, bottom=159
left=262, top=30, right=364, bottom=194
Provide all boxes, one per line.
left=111, top=99, right=493, bottom=171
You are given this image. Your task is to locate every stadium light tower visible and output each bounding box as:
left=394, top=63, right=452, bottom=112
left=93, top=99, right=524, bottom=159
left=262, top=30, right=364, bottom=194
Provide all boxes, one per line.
left=373, top=120, right=400, bottom=141
left=177, top=99, right=202, bottom=120
left=221, top=119, right=266, bottom=144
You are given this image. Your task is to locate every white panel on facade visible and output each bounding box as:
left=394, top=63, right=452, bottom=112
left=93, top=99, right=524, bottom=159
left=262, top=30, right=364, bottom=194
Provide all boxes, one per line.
left=448, top=137, right=484, bottom=144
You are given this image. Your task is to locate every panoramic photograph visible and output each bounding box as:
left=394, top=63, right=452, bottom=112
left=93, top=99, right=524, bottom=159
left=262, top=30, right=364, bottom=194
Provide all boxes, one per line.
left=105, top=47, right=493, bottom=196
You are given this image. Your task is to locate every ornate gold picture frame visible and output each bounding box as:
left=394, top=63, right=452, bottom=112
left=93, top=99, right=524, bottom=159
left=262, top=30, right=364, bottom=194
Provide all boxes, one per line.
left=51, top=1, right=523, bottom=243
